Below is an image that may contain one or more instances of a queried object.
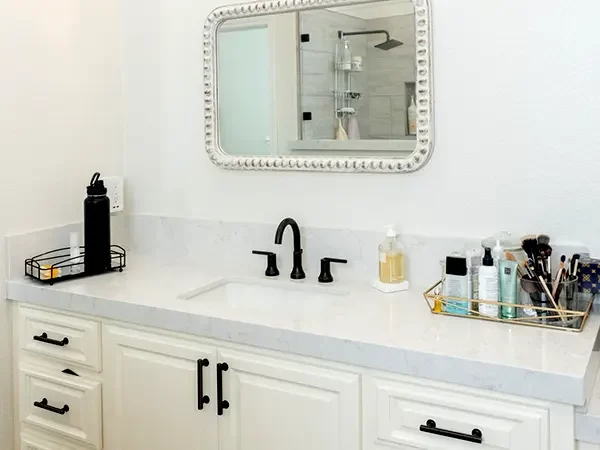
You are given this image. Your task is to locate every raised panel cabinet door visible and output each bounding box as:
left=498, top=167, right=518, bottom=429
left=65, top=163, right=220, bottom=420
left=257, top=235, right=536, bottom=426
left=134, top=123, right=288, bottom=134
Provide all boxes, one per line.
left=217, top=348, right=360, bottom=450
left=102, top=325, right=218, bottom=450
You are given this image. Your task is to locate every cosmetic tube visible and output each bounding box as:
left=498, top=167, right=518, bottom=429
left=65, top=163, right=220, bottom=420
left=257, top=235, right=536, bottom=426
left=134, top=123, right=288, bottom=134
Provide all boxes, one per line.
left=499, top=259, right=518, bottom=319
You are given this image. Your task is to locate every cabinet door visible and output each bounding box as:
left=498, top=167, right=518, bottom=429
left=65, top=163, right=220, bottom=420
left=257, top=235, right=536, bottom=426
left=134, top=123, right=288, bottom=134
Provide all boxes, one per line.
left=103, top=325, right=218, bottom=450
left=218, top=348, right=360, bottom=450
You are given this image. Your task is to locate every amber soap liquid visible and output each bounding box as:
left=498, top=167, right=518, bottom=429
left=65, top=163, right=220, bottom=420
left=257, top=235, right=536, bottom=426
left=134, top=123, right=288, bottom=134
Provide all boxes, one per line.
left=379, top=252, right=405, bottom=283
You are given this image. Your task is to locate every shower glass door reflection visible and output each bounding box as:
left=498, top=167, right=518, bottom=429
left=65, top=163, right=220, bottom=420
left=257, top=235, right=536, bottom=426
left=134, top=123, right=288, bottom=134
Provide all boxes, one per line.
left=218, top=24, right=272, bottom=155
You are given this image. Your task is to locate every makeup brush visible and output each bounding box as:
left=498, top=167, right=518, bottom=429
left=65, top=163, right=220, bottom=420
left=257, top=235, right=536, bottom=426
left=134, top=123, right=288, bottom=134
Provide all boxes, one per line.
left=536, top=256, right=547, bottom=279
left=536, top=241, right=552, bottom=279
left=523, top=258, right=536, bottom=279
left=537, top=234, right=551, bottom=246
left=526, top=259, right=566, bottom=322
left=544, top=245, right=553, bottom=281
left=551, top=255, right=566, bottom=298
left=521, top=235, right=538, bottom=261
left=572, top=254, right=581, bottom=279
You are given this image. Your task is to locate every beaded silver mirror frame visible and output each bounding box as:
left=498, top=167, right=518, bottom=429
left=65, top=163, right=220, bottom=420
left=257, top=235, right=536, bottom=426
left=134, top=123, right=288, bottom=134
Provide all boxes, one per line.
left=203, top=0, right=433, bottom=173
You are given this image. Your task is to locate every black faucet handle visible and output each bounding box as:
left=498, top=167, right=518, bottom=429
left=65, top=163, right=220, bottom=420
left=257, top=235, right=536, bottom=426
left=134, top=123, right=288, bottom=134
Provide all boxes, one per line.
left=318, top=257, right=348, bottom=283
left=252, top=251, right=280, bottom=277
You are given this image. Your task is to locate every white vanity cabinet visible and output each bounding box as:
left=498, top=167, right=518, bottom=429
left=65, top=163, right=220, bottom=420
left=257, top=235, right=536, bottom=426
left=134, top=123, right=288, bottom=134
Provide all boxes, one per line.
left=102, top=325, right=218, bottom=450
left=101, top=325, right=359, bottom=450
left=12, top=304, right=576, bottom=450
left=217, top=348, right=360, bottom=450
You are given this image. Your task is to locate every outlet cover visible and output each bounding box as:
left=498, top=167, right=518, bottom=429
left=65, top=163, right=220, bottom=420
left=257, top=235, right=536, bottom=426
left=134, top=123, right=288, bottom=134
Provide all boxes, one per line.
left=101, top=176, right=124, bottom=212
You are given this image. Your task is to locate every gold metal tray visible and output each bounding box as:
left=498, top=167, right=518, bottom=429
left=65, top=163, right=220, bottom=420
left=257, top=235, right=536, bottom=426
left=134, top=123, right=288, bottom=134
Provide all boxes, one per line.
left=423, top=280, right=594, bottom=332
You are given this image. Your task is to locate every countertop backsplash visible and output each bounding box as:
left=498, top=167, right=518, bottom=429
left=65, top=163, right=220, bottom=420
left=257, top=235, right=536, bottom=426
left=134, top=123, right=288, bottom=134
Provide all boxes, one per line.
left=5, top=213, right=590, bottom=289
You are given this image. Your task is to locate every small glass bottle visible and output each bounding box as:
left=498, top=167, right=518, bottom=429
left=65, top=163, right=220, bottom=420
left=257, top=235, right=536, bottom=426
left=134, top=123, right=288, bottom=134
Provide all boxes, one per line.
left=379, top=226, right=405, bottom=284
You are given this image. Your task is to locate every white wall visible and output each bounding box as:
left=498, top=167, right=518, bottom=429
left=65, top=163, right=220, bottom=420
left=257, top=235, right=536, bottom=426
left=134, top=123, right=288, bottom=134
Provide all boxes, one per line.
left=123, top=0, right=600, bottom=250
left=0, top=0, right=124, bottom=446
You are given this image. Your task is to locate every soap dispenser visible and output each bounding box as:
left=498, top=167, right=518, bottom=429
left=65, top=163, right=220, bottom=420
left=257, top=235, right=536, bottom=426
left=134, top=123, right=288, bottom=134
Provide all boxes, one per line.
left=379, top=226, right=404, bottom=283
left=373, top=226, right=409, bottom=293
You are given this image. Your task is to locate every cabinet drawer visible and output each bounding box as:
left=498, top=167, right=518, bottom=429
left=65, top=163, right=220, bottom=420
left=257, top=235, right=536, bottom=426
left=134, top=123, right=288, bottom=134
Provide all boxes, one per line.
left=364, top=374, right=550, bottom=450
left=18, top=306, right=101, bottom=371
left=21, top=431, right=89, bottom=450
left=19, top=365, right=102, bottom=449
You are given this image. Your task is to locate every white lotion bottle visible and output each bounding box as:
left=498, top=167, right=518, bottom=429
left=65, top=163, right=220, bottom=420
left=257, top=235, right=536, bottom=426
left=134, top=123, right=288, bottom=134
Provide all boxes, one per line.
left=478, top=247, right=499, bottom=317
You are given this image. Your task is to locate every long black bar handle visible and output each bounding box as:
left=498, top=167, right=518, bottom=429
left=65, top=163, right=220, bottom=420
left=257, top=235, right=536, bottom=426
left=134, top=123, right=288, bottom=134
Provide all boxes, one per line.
left=33, top=398, right=69, bottom=415
left=33, top=332, right=69, bottom=347
left=197, top=359, right=210, bottom=410
left=420, top=420, right=483, bottom=444
left=216, top=362, right=230, bottom=416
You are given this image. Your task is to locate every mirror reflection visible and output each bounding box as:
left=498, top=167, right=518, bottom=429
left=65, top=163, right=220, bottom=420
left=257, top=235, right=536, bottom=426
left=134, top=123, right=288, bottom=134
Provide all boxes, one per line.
left=216, top=0, right=417, bottom=157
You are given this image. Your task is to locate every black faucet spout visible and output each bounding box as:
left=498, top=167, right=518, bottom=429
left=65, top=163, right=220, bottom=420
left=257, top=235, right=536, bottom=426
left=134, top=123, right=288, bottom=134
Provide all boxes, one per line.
left=274, top=218, right=305, bottom=280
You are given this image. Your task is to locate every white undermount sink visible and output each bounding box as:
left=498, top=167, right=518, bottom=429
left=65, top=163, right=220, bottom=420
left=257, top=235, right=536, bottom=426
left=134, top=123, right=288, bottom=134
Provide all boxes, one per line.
left=178, top=277, right=348, bottom=314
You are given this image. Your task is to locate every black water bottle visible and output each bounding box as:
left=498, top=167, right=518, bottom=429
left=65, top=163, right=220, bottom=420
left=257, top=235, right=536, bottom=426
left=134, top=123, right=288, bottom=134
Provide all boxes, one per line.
left=84, top=173, right=111, bottom=274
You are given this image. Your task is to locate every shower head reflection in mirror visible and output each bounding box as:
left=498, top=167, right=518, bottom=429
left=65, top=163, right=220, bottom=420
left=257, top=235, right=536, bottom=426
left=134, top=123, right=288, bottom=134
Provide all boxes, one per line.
left=205, top=0, right=433, bottom=173
left=338, top=29, right=404, bottom=51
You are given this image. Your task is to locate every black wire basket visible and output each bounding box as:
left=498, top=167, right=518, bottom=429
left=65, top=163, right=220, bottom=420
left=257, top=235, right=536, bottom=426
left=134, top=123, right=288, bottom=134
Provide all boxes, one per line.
left=25, top=245, right=126, bottom=285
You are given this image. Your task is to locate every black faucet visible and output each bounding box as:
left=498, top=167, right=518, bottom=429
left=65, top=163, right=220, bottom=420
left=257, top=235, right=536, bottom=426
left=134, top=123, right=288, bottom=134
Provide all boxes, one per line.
left=274, top=218, right=306, bottom=280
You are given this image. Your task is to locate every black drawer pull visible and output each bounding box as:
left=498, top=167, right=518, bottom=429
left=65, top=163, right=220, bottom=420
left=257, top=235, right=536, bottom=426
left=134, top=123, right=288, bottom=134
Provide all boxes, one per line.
left=217, top=362, right=229, bottom=416
left=33, top=398, right=70, bottom=415
left=420, top=419, right=483, bottom=444
left=33, top=333, right=69, bottom=347
left=197, top=358, right=210, bottom=410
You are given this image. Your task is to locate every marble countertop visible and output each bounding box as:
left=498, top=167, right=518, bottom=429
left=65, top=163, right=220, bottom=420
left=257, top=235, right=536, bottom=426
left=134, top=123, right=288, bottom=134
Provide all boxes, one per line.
left=7, top=254, right=600, bottom=406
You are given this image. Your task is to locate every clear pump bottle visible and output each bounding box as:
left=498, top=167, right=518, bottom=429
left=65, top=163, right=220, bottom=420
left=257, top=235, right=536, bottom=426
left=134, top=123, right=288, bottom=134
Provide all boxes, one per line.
left=379, top=226, right=405, bottom=284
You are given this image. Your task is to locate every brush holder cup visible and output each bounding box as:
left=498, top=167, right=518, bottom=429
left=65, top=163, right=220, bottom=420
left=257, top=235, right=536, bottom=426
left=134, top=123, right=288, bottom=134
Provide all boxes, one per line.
left=518, top=276, right=580, bottom=327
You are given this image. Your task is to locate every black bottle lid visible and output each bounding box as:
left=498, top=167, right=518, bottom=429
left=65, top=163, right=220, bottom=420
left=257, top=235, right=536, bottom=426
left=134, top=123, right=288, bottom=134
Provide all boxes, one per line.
left=446, top=256, right=467, bottom=276
left=87, top=172, right=107, bottom=196
left=482, top=247, right=494, bottom=267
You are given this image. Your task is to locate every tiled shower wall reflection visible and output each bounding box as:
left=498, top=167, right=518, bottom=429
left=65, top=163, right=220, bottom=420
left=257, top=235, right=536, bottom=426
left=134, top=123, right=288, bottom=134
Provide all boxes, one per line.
left=367, top=14, right=416, bottom=138
left=298, top=9, right=416, bottom=141
left=299, top=10, right=369, bottom=140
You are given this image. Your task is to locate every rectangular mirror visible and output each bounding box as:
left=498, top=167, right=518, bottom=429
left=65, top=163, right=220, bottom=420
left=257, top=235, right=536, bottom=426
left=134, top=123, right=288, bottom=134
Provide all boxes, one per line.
left=204, top=0, right=433, bottom=173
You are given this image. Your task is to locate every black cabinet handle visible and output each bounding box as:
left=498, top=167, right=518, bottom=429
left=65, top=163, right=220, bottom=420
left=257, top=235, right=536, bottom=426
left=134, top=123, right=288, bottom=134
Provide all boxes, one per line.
left=33, top=398, right=69, bottom=415
left=217, top=362, right=230, bottom=416
left=420, top=420, right=482, bottom=444
left=197, top=359, right=210, bottom=410
left=33, top=333, right=69, bottom=347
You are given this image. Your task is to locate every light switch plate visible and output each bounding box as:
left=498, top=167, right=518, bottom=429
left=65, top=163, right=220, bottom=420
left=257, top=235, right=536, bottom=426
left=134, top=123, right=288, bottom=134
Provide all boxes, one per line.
left=101, top=176, right=124, bottom=212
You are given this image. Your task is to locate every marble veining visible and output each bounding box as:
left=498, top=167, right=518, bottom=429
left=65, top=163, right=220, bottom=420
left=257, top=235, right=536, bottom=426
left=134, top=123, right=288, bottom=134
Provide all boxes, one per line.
left=6, top=254, right=600, bottom=407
